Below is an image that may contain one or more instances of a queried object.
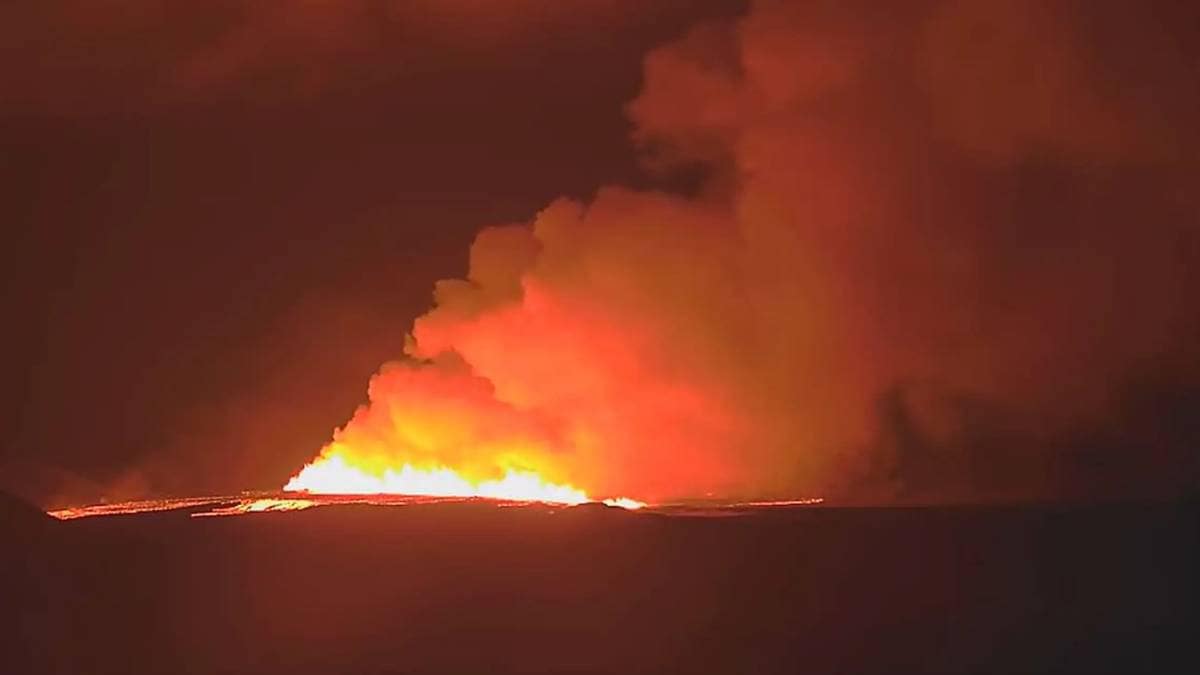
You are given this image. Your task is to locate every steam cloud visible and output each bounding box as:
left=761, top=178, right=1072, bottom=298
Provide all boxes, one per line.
left=311, top=0, right=1200, bottom=502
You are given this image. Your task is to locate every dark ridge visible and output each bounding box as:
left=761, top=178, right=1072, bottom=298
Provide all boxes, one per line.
left=0, top=489, right=53, bottom=535
left=6, top=499, right=1194, bottom=675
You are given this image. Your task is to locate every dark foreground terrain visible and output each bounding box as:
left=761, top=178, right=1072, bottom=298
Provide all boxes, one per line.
left=3, top=495, right=1197, bottom=674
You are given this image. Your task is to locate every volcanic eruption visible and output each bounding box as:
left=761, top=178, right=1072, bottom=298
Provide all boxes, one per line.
left=8, top=4, right=1200, bottom=675
left=15, top=0, right=1198, bottom=516
left=275, top=0, right=1198, bottom=508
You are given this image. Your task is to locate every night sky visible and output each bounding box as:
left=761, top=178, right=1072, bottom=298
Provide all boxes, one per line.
left=2, top=1, right=1197, bottom=506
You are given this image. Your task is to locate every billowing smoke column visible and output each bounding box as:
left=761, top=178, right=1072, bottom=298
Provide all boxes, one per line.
left=290, top=0, right=1199, bottom=503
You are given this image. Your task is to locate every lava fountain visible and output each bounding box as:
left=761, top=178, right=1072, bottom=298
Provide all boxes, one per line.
left=276, top=355, right=654, bottom=509
left=284, top=453, right=594, bottom=506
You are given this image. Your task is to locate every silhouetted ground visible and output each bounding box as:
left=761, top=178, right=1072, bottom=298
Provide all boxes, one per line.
left=3, top=495, right=1197, bottom=674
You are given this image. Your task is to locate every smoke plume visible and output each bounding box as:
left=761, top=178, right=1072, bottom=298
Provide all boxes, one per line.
left=301, top=0, right=1199, bottom=502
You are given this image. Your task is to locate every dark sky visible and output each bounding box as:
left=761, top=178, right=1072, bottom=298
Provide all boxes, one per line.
left=1, top=1, right=748, bottom=503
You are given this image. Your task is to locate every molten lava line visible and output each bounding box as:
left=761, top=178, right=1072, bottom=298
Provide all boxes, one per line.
left=44, top=451, right=828, bottom=521
left=192, top=498, right=318, bottom=517
left=283, top=454, right=644, bottom=508
left=45, top=493, right=824, bottom=520
left=47, top=497, right=236, bottom=520
left=729, top=498, right=825, bottom=507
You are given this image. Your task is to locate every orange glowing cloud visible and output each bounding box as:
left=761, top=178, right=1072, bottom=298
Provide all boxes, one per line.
left=282, top=0, right=1199, bottom=505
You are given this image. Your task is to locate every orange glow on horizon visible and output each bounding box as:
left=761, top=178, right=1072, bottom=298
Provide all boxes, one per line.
left=283, top=453, right=644, bottom=509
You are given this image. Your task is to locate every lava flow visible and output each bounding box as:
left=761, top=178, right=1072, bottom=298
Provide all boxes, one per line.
left=46, top=493, right=825, bottom=520
left=283, top=452, right=643, bottom=509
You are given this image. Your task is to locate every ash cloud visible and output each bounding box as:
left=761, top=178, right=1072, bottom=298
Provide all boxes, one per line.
left=334, top=0, right=1199, bottom=502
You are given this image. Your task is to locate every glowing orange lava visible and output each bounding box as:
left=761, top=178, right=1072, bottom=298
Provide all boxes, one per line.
left=193, top=498, right=318, bottom=517
left=730, top=498, right=825, bottom=507
left=284, top=453, right=644, bottom=508
left=47, top=497, right=233, bottom=520
left=601, top=497, right=647, bottom=510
